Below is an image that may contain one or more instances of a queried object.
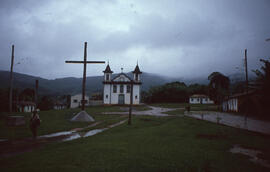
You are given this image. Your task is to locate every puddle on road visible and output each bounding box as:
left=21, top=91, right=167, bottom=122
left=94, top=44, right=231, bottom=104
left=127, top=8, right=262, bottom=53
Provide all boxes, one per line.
left=62, top=133, right=81, bottom=142
left=230, top=145, right=270, bottom=168
left=0, top=139, right=8, bottom=142
left=84, top=128, right=107, bottom=137
left=39, top=131, right=74, bottom=138
left=37, top=120, right=127, bottom=142
left=61, top=128, right=108, bottom=141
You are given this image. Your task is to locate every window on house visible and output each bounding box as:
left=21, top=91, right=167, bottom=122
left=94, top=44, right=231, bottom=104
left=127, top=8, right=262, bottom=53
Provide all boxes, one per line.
left=191, top=98, right=193, bottom=101
left=106, top=95, right=108, bottom=98
left=120, top=85, right=124, bottom=93
left=205, top=98, right=208, bottom=101
left=113, top=85, right=117, bottom=93
left=73, top=99, right=78, bottom=103
left=106, top=74, right=109, bottom=81
left=135, top=95, right=138, bottom=99
left=135, top=74, right=138, bottom=81
left=197, top=98, right=199, bottom=101
left=127, top=85, right=131, bottom=93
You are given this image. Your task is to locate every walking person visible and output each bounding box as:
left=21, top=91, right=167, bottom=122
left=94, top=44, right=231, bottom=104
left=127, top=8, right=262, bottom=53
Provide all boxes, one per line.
left=30, top=109, right=41, bottom=139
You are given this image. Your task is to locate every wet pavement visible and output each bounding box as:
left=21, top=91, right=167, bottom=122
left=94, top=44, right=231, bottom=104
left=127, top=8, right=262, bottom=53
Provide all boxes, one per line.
left=38, top=121, right=102, bottom=139
left=230, top=145, right=270, bottom=168
left=185, top=111, right=270, bottom=135
left=104, top=106, right=270, bottom=135
left=61, top=119, right=126, bottom=142
left=103, top=106, right=180, bottom=116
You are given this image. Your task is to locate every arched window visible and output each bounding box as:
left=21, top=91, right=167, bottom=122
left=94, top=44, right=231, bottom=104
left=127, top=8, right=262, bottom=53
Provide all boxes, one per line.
left=127, top=85, right=131, bottom=93
left=113, top=85, right=117, bottom=93
left=120, top=85, right=124, bottom=93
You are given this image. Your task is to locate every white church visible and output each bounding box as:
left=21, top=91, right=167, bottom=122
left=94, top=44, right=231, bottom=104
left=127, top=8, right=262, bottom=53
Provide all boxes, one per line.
left=103, top=64, right=142, bottom=105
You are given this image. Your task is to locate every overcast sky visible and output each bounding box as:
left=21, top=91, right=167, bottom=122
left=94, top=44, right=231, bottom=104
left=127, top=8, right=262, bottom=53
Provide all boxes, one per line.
left=0, top=0, right=269, bottom=79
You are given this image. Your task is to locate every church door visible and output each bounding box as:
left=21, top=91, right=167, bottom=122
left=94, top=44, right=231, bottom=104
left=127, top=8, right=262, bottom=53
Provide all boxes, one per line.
left=118, top=94, right=125, bottom=104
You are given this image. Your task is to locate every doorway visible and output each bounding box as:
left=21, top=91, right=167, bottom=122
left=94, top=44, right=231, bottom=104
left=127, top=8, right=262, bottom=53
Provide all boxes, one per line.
left=118, top=94, right=125, bottom=104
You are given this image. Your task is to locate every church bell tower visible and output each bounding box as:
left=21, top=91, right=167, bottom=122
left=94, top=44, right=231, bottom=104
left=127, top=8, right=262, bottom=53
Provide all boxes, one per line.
left=132, top=64, right=142, bottom=82
left=103, top=63, right=113, bottom=81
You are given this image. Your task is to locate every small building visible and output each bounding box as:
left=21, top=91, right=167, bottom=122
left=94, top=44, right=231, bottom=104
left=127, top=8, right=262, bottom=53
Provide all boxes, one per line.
left=103, top=64, right=142, bottom=105
left=16, top=101, right=36, bottom=112
left=189, top=94, right=214, bottom=104
left=89, top=92, right=103, bottom=106
left=70, top=94, right=90, bottom=108
left=222, top=91, right=257, bottom=113
left=54, top=101, right=67, bottom=110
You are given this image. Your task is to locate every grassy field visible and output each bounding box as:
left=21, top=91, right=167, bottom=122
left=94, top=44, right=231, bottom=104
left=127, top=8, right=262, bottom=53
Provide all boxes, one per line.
left=1, top=113, right=270, bottom=171
left=0, top=105, right=128, bottom=140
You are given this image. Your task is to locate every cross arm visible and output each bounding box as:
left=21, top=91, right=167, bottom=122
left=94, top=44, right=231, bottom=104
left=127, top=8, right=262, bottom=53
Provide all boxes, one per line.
left=65, top=61, right=105, bottom=64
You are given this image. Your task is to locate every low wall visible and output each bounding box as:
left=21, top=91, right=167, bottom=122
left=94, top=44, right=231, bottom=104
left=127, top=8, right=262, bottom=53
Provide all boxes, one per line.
left=89, top=100, right=103, bottom=106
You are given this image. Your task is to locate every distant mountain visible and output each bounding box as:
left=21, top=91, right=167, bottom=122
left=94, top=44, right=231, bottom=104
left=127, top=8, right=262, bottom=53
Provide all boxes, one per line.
left=0, top=70, right=177, bottom=96
left=0, top=70, right=255, bottom=96
left=227, top=72, right=256, bottom=83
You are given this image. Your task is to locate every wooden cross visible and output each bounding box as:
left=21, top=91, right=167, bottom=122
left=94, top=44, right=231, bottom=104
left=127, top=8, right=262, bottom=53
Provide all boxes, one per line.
left=66, top=42, right=105, bottom=111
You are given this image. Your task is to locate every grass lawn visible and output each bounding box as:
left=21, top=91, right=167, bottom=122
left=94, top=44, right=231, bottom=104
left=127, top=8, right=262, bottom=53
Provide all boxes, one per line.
left=0, top=105, right=127, bottom=140
left=1, top=114, right=270, bottom=171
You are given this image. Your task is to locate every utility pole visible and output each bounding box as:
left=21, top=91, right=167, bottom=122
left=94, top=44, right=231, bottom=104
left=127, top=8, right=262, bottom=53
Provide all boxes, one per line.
left=244, top=49, right=248, bottom=127
left=244, top=49, right=249, bottom=93
left=128, top=81, right=133, bottom=125
left=35, top=80, right=39, bottom=110
left=9, top=45, right=15, bottom=113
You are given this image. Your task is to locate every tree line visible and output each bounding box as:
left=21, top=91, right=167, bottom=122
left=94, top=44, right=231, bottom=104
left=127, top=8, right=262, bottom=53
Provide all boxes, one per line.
left=0, top=88, right=69, bottom=112
left=142, top=58, right=270, bottom=117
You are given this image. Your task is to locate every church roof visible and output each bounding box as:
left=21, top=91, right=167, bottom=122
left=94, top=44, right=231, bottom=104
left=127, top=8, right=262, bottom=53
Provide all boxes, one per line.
left=132, top=65, right=142, bottom=74
left=112, top=73, right=132, bottom=81
left=103, top=64, right=113, bottom=73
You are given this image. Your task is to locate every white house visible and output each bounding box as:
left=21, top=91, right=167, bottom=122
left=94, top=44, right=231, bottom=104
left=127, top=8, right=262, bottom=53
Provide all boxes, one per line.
left=189, top=94, right=214, bottom=104
left=222, top=90, right=259, bottom=113
left=222, top=97, right=238, bottom=112
left=54, top=101, right=67, bottom=110
left=17, top=101, right=36, bottom=112
left=103, top=64, right=142, bottom=105
left=70, top=94, right=90, bottom=108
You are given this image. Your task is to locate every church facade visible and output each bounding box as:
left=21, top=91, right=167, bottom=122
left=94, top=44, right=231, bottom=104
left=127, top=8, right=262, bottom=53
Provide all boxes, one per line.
left=103, top=64, right=142, bottom=105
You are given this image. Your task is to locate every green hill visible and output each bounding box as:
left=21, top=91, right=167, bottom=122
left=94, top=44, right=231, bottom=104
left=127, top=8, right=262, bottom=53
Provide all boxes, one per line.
left=0, top=71, right=177, bottom=96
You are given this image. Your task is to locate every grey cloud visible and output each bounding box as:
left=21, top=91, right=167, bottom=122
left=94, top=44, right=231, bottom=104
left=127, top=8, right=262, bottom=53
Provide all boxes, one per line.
left=0, top=0, right=269, bottom=79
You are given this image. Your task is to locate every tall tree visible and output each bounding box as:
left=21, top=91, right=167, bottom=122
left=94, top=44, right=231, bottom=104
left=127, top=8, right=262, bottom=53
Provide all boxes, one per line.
left=253, top=58, right=270, bottom=114
left=208, top=72, right=230, bottom=104
left=39, top=96, right=54, bottom=111
left=19, top=88, right=35, bottom=101
left=145, top=81, right=189, bottom=103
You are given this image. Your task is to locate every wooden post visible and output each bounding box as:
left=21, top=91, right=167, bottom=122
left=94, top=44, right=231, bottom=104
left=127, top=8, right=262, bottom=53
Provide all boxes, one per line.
left=244, top=49, right=248, bottom=93
left=35, top=80, right=39, bottom=110
left=128, top=81, right=133, bottom=125
left=9, top=45, right=14, bottom=113
left=244, top=49, right=248, bottom=126
left=82, top=42, right=87, bottom=111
